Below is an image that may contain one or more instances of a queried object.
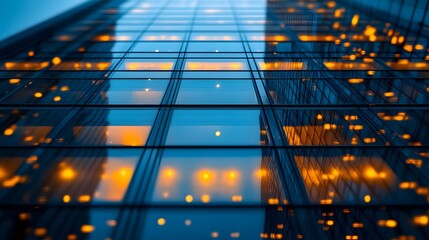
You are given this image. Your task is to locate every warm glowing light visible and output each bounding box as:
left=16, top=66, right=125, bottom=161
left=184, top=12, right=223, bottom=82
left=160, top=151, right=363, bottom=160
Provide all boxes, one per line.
left=326, top=1, right=336, bottom=8
left=415, top=44, right=424, bottom=50
left=324, top=62, right=377, bottom=70
left=81, top=225, right=95, bottom=233
left=94, top=34, right=112, bottom=41
left=107, top=220, right=117, bottom=227
left=232, top=195, right=242, bottom=202
left=385, top=220, right=397, bottom=228
left=215, top=131, right=221, bottom=137
left=26, top=155, right=38, bottom=163
left=9, top=78, right=20, bottom=84
left=228, top=171, right=236, bottom=179
left=403, top=44, right=413, bottom=52
left=414, top=216, right=429, bottom=226
left=157, top=218, right=166, bottom=226
left=125, top=62, right=174, bottom=70
left=256, top=169, right=267, bottom=178
left=60, top=167, right=76, bottom=180
left=78, top=195, right=91, bottom=202
left=351, top=14, right=359, bottom=27
left=185, top=194, right=193, bottom=203
left=163, top=168, right=176, bottom=178
left=399, top=181, right=417, bottom=189
left=185, top=62, right=244, bottom=70
left=385, top=62, right=429, bottom=70
left=63, top=195, right=71, bottom=203
left=53, top=96, right=61, bottom=102
left=3, top=176, right=22, bottom=187
left=349, top=125, right=363, bottom=130
left=34, top=228, right=47, bottom=236
left=326, top=220, right=334, bottom=226
left=364, top=167, right=382, bottom=179
left=61, top=86, right=70, bottom=91
left=268, top=198, right=279, bottom=205
left=320, top=199, right=333, bottom=205
left=265, top=35, right=288, bottom=41
left=363, top=25, right=377, bottom=36
left=19, top=213, right=30, bottom=220
left=34, top=92, right=43, bottom=98
left=101, top=126, right=150, bottom=146
left=343, top=154, right=355, bottom=162
left=298, top=35, right=335, bottom=42
left=348, top=78, right=364, bottom=84
left=364, top=195, right=371, bottom=203
left=334, top=8, right=344, bottom=18
left=50, top=62, right=111, bottom=70
left=258, top=61, right=303, bottom=70
left=52, top=57, right=62, bottom=65
left=3, top=128, right=14, bottom=136
left=384, top=92, right=395, bottom=97
left=201, top=194, right=211, bottom=203
left=4, top=62, right=49, bottom=70
left=406, top=158, right=422, bottom=168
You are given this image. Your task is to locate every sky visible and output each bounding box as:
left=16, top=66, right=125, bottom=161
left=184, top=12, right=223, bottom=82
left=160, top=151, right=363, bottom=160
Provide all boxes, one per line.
left=0, top=0, right=91, bottom=41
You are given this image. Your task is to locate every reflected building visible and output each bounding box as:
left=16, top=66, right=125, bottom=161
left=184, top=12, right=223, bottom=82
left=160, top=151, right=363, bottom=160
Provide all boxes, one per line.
left=0, top=0, right=428, bottom=239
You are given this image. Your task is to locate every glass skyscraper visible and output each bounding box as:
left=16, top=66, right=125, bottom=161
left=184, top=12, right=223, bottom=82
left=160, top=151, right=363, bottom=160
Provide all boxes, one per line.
left=0, top=0, right=428, bottom=239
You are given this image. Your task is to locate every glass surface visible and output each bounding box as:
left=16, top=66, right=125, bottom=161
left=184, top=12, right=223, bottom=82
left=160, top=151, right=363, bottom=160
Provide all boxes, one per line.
left=90, top=79, right=169, bottom=105
left=0, top=148, right=141, bottom=204
left=187, top=42, right=245, bottom=52
left=165, top=110, right=266, bottom=146
left=1, top=0, right=429, bottom=238
left=54, top=109, right=158, bottom=146
left=150, top=149, right=285, bottom=204
left=176, top=80, right=258, bottom=104
left=0, top=108, right=70, bottom=146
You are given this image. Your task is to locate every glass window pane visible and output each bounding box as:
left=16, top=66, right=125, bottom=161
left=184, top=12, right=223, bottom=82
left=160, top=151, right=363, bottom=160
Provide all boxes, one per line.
left=176, top=80, right=257, bottom=104
left=54, top=109, right=158, bottom=146
left=91, top=79, right=169, bottom=104
left=0, top=148, right=142, bottom=204
left=165, top=110, right=265, bottom=146
left=149, top=149, right=285, bottom=204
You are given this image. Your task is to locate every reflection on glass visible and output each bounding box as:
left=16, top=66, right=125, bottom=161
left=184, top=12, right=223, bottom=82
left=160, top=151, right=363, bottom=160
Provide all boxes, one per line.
left=92, top=80, right=169, bottom=104
left=151, top=149, right=284, bottom=204
left=58, top=109, right=157, bottom=146
left=0, top=149, right=141, bottom=204
left=187, top=42, right=244, bottom=52
left=295, top=155, right=397, bottom=204
left=119, top=60, right=175, bottom=70
left=50, top=62, right=111, bottom=71
left=176, top=80, right=257, bottom=104
left=165, top=110, right=264, bottom=146
left=1, top=0, right=429, bottom=238
left=141, top=208, right=265, bottom=239
left=258, top=61, right=304, bottom=70
left=2, top=62, right=50, bottom=70
left=0, top=109, right=69, bottom=145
